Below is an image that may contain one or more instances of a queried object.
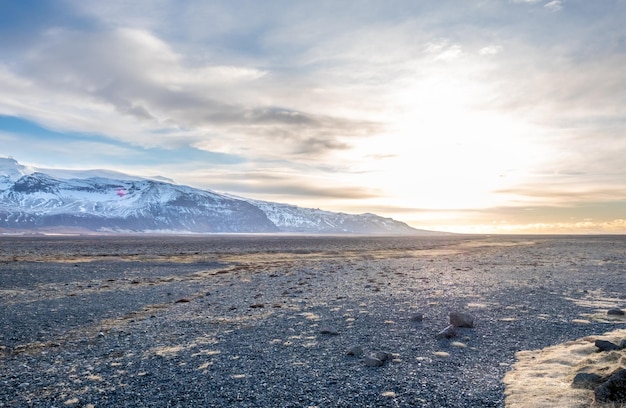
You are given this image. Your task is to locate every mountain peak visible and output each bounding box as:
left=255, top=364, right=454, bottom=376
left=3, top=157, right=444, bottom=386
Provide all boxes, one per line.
left=0, top=157, right=30, bottom=178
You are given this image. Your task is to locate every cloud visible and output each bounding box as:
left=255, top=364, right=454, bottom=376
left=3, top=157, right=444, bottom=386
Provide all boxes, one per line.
left=178, top=168, right=383, bottom=201
left=227, top=182, right=381, bottom=200
left=424, top=40, right=464, bottom=61
left=495, top=180, right=626, bottom=206
left=479, top=45, right=503, bottom=56
left=544, top=1, right=563, bottom=12
left=0, top=26, right=382, bottom=161
left=477, top=219, right=626, bottom=234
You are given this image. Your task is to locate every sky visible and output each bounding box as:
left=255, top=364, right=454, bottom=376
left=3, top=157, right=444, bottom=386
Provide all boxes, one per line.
left=1, top=0, right=626, bottom=234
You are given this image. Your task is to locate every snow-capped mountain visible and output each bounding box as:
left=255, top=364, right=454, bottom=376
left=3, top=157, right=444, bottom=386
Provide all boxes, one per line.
left=0, top=157, right=434, bottom=235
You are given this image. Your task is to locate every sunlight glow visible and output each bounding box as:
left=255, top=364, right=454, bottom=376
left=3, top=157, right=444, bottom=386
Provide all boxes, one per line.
left=343, top=74, right=552, bottom=212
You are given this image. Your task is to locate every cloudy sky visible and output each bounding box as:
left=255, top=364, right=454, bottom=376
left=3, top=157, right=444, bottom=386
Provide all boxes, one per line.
left=1, top=0, right=625, bottom=233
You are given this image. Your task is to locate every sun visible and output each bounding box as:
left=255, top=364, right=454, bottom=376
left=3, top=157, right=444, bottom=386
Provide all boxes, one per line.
left=347, top=92, right=547, bottom=212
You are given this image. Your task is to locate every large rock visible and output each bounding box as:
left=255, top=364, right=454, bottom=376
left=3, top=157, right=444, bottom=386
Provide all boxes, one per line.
left=449, top=311, right=475, bottom=328
left=346, top=346, right=364, bottom=357
left=571, top=372, right=603, bottom=390
left=594, top=369, right=626, bottom=403
left=372, top=351, right=394, bottom=362
left=436, top=325, right=457, bottom=339
left=363, top=355, right=384, bottom=367
left=595, top=339, right=621, bottom=352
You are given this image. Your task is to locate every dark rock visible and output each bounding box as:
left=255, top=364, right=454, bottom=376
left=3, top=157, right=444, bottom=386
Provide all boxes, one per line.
left=409, top=313, right=424, bottom=322
left=175, top=298, right=190, bottom=303
left=319, top=328, right=340, bottom=335
left=607, top=308, right=625, bottom=316
left=372, top=351, right=394, bottom=362
left=363, top=355, right=384, bottom=367
left=249, top=303, right=264, bottom=308
left=346, top=346, right=364, bottom=356
left=619, top=339, right=626, bottom=349
left=450, top=311, right=475, bottom=328
left=436, top=325, right=457, bottom=339
left=595, top=339, right=621, bottom=352
left=572, top=372, right=603, bottom=389
left=594, top=369, right=626, bottom=403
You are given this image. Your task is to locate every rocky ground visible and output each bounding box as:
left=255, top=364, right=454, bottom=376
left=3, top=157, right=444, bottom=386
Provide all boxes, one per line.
left=1, top=234, right=625, bottom=407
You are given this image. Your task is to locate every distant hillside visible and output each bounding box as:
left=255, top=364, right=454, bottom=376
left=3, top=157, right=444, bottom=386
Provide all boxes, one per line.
left=0, top=157, right=441, bottom=235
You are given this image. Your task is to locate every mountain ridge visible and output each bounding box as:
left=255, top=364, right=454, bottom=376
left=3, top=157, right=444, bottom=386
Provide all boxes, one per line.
left=0, top=157, right=441, bottom=235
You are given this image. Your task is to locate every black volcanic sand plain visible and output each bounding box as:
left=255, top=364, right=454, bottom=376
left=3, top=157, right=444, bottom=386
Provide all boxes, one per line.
left=1, top=235, right=625, bottom=407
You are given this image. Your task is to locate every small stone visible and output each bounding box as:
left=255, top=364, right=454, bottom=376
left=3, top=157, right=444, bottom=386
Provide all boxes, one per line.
left=409, top=313, right=424, bottom=322
left=346, top=346, right=364, bottom=356
left=594, top=368, right=626, bottom=403
left=436, top=325, right=457, bottom=339
left=319, top=328, right=340, bottom=335
left=97, top=332, right=105, bottom=338
left=249, top=303, right=264, bottom=308
left=595, top=339, right=621, bottom=352
left=363, top=355, right=384, bottom=367
left=175, top=298, right=190, bottom=303
left=449, top=311, right=475, bottom=328
left=607, top=308, right=625, bottom=316
left=572, top=372, right=603, bottom=389
left=372, top=351, right=394, bottom=362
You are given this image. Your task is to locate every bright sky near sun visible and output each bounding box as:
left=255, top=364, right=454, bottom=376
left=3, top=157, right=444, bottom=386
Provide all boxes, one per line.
left=1, top=0, right=625, bottom=234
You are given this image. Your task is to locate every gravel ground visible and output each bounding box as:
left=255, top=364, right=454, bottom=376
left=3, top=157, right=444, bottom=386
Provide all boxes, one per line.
left=1, top=235, right=625, bottom=407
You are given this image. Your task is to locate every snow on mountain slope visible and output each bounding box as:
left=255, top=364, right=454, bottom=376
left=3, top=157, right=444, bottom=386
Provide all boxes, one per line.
left=0, top=158, right=434, bottom=235
left=0, top=157, right=32, bottom=190
left=0, top=170, right=276, bottom=233
left=236, top=196, right=420, bottom=235
left=0, top=157, right=171, bottom=187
